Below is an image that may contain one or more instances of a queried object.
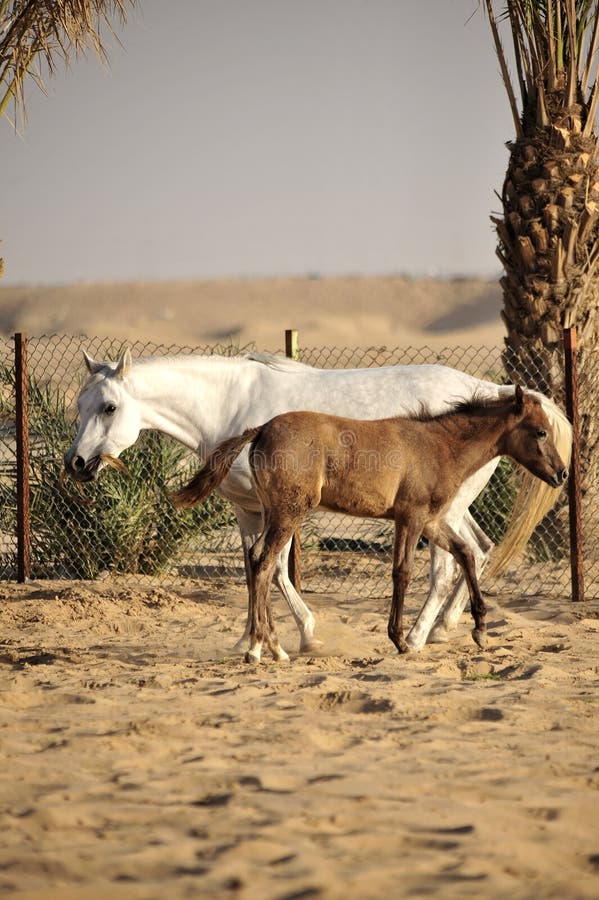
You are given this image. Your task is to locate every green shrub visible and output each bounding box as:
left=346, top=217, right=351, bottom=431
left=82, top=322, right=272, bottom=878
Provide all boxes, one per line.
left=0, top=364, right=235, bottom=579
left=470, top=457, right=517, bottom=545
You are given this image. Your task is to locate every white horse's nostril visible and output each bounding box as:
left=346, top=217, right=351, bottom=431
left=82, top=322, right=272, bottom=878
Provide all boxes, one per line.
left=73, top=456, right=86, bottom=471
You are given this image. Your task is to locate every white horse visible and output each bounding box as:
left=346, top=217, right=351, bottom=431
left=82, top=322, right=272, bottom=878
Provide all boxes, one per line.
left=64, top=349, right=572, bottom=652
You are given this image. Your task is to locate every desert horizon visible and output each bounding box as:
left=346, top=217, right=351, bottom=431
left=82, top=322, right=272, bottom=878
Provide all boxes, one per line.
left=0, top=274, right=506, bottom=352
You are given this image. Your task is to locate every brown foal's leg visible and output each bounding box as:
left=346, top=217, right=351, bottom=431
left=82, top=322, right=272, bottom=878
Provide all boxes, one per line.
left=426, top=520, right=488, bottom=648
left=388, top=518, right=422, bottom=654
left=247, top=518, right=298, bottom=663
left=245, top=533, right=269, bottom=663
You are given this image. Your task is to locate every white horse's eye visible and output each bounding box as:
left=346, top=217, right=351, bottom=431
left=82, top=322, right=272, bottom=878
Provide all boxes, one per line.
left=104, top=403, right=117, bottom=415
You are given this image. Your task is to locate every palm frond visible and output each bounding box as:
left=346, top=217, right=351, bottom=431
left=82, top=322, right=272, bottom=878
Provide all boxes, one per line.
left=486, top=0, right=525, bottom=136
left=0, top=0, right=138, bottom=124
left=486, top=0, right=599, bottom=132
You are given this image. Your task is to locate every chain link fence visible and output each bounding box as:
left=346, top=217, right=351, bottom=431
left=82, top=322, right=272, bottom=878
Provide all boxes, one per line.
left=1, top=334, right=596, bottom=600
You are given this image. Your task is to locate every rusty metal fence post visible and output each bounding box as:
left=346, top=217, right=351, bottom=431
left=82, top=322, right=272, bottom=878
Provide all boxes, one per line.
left=285, top=329, right=302, bottom=591
left=15, top=332, right=31, bottom=582
left=563, top=326, right=585, bottom=602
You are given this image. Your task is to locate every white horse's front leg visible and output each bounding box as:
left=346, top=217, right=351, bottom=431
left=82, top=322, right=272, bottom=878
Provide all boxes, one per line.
left=405, top=461, right=498, bottom=650
left=405, top=544, right=457, bottom=651
left=273, top=540, right=322, bottom=654
left=231, top=529, right=256, bottom=653
left=430, top=510, right=494, bottom=639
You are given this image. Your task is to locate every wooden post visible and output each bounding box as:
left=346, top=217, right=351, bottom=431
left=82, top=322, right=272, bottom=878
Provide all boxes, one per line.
left=15, top=333, right=31, bottom=583
left=285, top=329, right=302, bottom=590
left=563, top=326, right=585, bottom=601
left=285, top=328, right=299, bottom=360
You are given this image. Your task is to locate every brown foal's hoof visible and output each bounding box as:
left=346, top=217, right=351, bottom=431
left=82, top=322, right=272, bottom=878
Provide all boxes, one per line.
left=396, top=639, right=410, bottom=654
left=472, top=628, right=488, bottom=650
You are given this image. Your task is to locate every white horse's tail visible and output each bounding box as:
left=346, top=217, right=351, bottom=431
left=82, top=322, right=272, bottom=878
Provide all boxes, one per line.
left=170, top=427, right=260, bottom=509
left=488, top=392, right=573, bottom=575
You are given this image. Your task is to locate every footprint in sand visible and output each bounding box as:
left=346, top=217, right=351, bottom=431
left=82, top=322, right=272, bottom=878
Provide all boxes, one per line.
left=303, top=689, right=394, bottom=714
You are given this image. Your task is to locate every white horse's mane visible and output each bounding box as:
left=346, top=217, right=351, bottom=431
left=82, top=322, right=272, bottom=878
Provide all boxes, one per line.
left=132, top=351, right=313, bottom=373
left=80, top=351, right=312, bottom=394
left=244, top=351, right=312, bottom=372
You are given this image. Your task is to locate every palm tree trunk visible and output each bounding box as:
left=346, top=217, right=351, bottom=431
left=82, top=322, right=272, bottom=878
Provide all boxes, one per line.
left=495, top=76, right=599, bottom=554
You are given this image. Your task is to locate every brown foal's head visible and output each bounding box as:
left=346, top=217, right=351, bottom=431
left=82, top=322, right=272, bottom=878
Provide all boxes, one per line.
left=505, top=386, right=569, bottom=488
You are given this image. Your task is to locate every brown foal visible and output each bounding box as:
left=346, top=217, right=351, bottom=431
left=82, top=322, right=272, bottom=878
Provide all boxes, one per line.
left=172, top=386, right=568, bottom=662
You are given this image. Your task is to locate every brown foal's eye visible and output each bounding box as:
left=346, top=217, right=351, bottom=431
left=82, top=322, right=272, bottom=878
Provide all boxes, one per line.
left=536, top=428, right=547, bottom=439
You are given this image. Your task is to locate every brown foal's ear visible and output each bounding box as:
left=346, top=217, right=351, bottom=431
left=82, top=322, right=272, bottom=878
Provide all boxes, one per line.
left=513, top=384, right=524, bottom=413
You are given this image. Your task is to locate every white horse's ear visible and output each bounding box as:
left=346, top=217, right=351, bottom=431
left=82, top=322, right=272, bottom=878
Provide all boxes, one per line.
left=83, top=350, right=104, bottom=374
left=115, top=347, right=132, bottom=379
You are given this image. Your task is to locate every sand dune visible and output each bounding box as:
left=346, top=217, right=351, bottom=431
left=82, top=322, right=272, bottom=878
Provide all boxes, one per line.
left=0, top=275, right=505, bottom=350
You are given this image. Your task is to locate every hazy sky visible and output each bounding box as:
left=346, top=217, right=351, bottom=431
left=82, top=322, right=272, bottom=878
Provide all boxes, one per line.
left=1, top=0, right=513, bottom=285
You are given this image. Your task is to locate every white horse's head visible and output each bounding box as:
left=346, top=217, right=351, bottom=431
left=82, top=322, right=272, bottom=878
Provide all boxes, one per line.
left=64, top=348, right=142, bottom=482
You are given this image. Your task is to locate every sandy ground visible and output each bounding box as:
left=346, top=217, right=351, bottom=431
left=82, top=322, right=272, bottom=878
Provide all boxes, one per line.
left=1, top=578, right=598, bottom=899
left=1, top=277, right=597, bottom=897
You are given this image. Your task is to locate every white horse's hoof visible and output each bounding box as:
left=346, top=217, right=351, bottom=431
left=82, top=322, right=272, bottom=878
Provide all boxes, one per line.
left=299, top=638, right=324, bottom=655
left=244, top=650, right=261, bottom=664
left=472, top=628, right=488, bottom=650
left=405, top=638, right=424, bottom=653
left=271, top=646, right=290, bottom=662
left=428, top=624, right=450, bottom=644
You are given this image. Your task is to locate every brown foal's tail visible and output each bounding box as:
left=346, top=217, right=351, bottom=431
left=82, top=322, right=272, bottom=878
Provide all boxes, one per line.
left=170, top=427, right=261, bottom=508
